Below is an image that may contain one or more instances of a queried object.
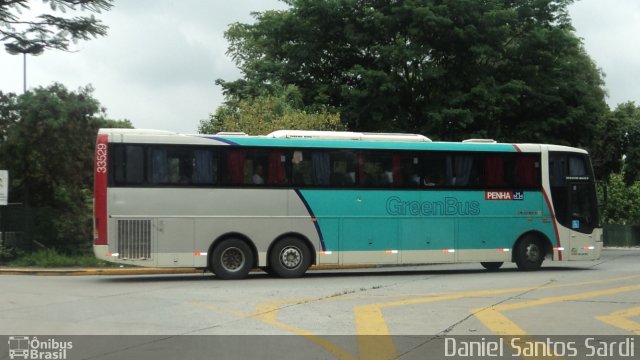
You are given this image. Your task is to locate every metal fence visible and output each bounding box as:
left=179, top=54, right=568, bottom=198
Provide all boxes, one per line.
left=603, top=224, right=640, bottom=247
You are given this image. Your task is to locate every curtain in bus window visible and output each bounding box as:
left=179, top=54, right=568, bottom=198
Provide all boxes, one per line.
left=150, top=148, right=169, bottom=184
left=517, top=156, right=538, bottom=187
left=268, top=152, right=287, bottom=185
left=311, top=152, right=330, bottom=185
left=228, top=150, right=246, bottom=185
left=392, top=156, right=402, bottom=186
left=485, top=156, right=506, bottom=187
left=194, top=150, right=214, bottom=184
left=358, top=155, right=367, bottom=186
left=449, top=156, right=473, bottom=186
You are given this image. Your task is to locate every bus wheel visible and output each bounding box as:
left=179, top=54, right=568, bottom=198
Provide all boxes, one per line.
left=481, top=262, right=503, bottom=271
left=269, top=237, right=311, bottom=278
left=210, top=238, right=253, bottom=280
left=514, top=236, right=544, bottom=271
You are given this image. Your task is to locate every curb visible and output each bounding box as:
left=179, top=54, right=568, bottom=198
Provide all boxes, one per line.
left=0, top=267, right=205, bottom=276
left=0, top=264, right=375, bottom=276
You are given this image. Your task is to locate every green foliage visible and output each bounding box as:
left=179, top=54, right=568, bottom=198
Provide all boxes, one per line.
left=0, top=244, right=20, bottom=263
left=0, top=0, right=113, bottom=51
left=0, top=84, right=132, bottom=253
left=218, top=0, right=607, bottom=145
left=200, top=86, right=344, bottom=135
left=599, top=172, right=640, bottom=225
left=590, top=102, right=640, bottom=183
left=8, top=249, right=112, bottom=267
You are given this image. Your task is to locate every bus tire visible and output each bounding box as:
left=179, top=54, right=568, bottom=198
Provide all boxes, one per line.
left=210, top=238, right=254, bottom=280
left=269, top=237, right=311, bottom=278
left=514, top=235, right=544, bottom=271
left=481, top=262, right=503, bottom=271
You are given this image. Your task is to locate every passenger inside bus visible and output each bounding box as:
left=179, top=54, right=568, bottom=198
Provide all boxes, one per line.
left=252, top=165, right=265, bottom=184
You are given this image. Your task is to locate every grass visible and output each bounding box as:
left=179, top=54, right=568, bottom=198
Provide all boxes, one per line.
left=7, top=249, right=114, bottom=267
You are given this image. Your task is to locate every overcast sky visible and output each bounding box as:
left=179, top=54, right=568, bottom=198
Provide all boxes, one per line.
left=0, top=0, right=638, bottom=134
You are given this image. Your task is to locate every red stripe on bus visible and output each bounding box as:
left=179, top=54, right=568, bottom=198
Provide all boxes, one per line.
left=542, top=189, right=562, bottom=261
left=94, top=133, right=109, bottom=245
left=512, top=144, right=522, bottom=152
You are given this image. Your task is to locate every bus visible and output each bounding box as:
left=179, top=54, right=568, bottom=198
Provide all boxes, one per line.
left=93, top=129, right=602, bottom=279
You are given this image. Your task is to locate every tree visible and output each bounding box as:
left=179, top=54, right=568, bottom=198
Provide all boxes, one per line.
left=0, top=84, right=131, bottom=252
left=200, top=85, right=344, bottom=135
left=218, top=0, right=607, bottom=145
left=599, top=172, right=640, bottom=225
left=0, top=0, right=112, bottom=51
left=590, top=102, right=640, bottom=182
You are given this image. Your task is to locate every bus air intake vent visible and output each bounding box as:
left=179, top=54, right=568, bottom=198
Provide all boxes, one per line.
left=117, top=219, right=152, bottom=260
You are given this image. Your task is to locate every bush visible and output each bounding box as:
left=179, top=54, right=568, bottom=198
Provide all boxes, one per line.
left=8, top=249, right=111, bottom=267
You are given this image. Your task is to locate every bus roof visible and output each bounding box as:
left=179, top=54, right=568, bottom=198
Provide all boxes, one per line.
left=99, top=128, right=587, bottom=154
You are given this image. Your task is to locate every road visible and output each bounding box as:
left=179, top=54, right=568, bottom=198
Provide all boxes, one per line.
left=1, top=249, right=639, bottom=359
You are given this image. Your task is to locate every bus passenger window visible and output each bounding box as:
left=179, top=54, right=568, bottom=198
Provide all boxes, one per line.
left=291, top=150, right=312, bottom=186
left=266, top=151, right=288, bottom=185
left=447, top=156, right=480, bottom=187
left=329, top=151, right=357, bottom=186
left=423, top=157, right=446, bottom=187
left=114, top=145, right=144, bottom=185
left=244, top=151, right=269, bottom=186
left=193, top=149, right=217, bottom=185
left=516, top=156, right=540, bottom=188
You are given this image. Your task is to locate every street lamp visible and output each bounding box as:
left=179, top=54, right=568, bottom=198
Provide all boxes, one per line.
left=4, top=42, right=45, bottom=94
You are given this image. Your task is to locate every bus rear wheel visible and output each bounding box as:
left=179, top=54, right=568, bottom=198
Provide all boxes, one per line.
left=210, top=238, right=254, bottom=280
left=481, top=262, right=503, bottom=271
left=514, top=236, right=545, bottom=271
left=269, top=237, right=311, bottom=278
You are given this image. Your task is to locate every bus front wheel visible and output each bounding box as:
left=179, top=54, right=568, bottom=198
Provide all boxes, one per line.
left=210, top=238, right=254, bottom=280
left=269, top=237, right=311, bottom=278
left=514, top=236, right=544, bottom=271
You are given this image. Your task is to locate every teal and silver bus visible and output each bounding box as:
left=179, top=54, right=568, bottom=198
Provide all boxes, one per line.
left=94, top=129, right=602, bottom=279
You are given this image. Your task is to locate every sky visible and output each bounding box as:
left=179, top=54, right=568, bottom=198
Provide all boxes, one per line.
left=0, top=0, right=638, bottom=134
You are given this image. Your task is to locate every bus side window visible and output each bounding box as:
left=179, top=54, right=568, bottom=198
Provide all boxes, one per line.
left=447, top=155, right=481, bottom=187
left=266, top=151, right=288, bottom=185
left=227, top=150, right=246, bottom=185
left=401, top=156, right=421, bottom=187
left=423, top=156, right=446, bottom=187
left=114, top=145, right=144, bottom=185
left=484, top=155, right=508, bottom=187
left=291, top=150, right=313, bottom=186
left=193, top=149, right=218, bottom=185
left=516, top=155, right=540, bottom=188
left=329, top=151, right=357, bottom=186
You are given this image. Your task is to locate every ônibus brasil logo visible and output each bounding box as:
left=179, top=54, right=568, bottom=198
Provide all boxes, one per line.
left=8, top=336, right=72, bottom=360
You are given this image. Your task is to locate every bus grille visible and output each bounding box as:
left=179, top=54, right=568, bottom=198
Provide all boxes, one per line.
left=117, top=219, right=152, bottom=260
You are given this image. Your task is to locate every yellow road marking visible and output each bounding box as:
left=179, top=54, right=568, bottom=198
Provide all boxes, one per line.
left=191, top=299, right=357, bottom=360
left=596, top=306, right=640, bottom=335
left=253, top=300, right=358, bottom=360
left=191, top=274, right=640, bottom=360
left=354, top=275, right=640, bottom=358
left=472, top=284, right=640, bottom=359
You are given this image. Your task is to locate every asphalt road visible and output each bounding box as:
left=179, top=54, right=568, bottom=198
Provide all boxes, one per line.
left=1, top=249, right=639, bottom=359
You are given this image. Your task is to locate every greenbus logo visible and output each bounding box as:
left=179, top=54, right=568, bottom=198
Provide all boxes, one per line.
left=386, top=196, right=480, bottom=216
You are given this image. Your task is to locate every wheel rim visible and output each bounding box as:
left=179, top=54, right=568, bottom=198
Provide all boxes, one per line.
left=279, top=246, right=302, bottom=269
left=525, top=243, right=540, bottom=262
left=221, top=247, right=245, bottom=272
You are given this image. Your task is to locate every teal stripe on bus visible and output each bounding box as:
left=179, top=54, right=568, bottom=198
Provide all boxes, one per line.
left=298, top=189, right=557, bottom=252
left=206, top=136, right=519, bottom=152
